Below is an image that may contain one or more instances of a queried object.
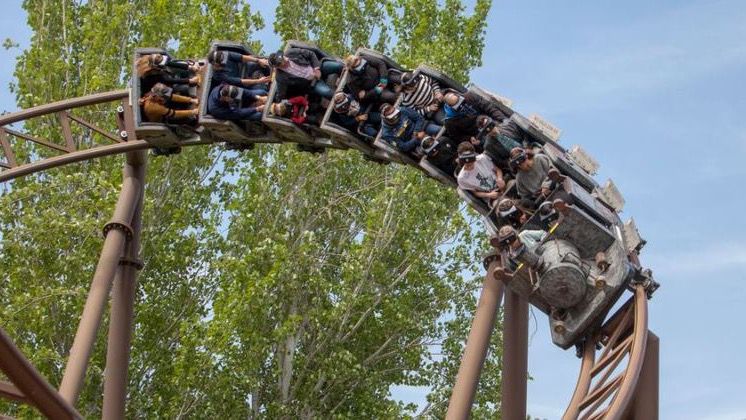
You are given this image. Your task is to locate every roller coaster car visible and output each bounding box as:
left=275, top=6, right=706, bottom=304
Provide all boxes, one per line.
left=132, top=48, right=199, bottom=149
left=198, top=41, right=275, bottom=146
left=416, top=65, right=468, bottom=188
left=319, top=61, right=393, bottom=164
left=261, top=40, right=345, bottom=152
left=499, top=175, right=637, bottom=349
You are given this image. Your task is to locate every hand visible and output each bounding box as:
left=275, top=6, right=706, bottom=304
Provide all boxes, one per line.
left=358, top=91, right=366, bottom=100
left=191, top=98, right=199, bottom=105
left=189, top=64, right=200, bottom=73
left=416, top=131, right=425, bottom=140
left=189, top=108, right=200, bottom=116
left=256, top=104, right=265, bottom=112
left=258, top=75, right=272, bottom=84
left=189, top=76, right=200, bottom=86
left=541, top=187, right=551, bottom=197
left=427, top=102, right=439, bottom=112
left=486, top=191, right=499, bottom=200
left=470, top=136, right=480, bottom=145
left=435, top=91, right=443, bottom=101
left=313, top=68, right=322, bottom=80
left=257, top=58, right=269, bottom=67
left=519, top=213, right=528, bottom=224
left=496, top=178, right=506, bottom=190
left=355, top=114, right=368, bottom=122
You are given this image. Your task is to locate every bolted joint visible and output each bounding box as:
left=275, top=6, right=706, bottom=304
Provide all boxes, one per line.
left=102, top=220, right=134, bottom=240
left=119, top=256, right=144, bottom=270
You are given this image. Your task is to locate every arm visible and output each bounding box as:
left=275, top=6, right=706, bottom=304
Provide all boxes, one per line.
left=407, top=107, right=426, bottom=134
left=242, top=53, right=268, bottom=67
left=366, top=56, right=388, bottom=84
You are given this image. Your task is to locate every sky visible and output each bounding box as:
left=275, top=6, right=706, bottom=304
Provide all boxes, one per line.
left=2, top=1, right=746, bottom=419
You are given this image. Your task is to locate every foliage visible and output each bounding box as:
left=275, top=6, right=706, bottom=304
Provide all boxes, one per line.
left=0, top=0, right=502, bottom=418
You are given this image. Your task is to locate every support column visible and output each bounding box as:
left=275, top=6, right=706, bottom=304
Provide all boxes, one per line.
left=625, top=332, right=659, bottom=419
left=102, top=151, right=146, bottom=419
left=501, top=290, right=529, bottom=420
left=59, top=155, right=144, bottom=405
left=446, top=260, right=505, bottom=420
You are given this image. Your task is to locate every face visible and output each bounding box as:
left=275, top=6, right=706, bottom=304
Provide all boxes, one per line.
left=152, top=54, right=164, bottom=65
left=464, top=161, right=476, bottom=171
left=518, top=158, right=532, bottom=171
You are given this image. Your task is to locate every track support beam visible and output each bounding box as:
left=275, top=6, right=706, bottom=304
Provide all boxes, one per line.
left=445, top=260, right=504, bottom=419
left=501, top=290, right=529, bottom=420
left=102, top=150, right=146, bottom=419
left=58, top=152, right=145, bottom=406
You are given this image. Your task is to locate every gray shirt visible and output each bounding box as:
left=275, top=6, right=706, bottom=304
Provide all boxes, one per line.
left=516, top=154, right=553, bottom=198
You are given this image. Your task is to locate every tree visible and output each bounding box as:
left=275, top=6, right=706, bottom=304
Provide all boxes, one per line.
left=0, top=0, right=501, bottom=418
left=1, top=1, right=263, bottom=418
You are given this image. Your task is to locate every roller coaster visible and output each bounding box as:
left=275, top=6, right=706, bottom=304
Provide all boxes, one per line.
left=0, top=40, right=659, bottom=419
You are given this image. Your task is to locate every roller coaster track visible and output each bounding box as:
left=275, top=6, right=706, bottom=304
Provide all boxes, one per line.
left=563, top=285, right=657, bottom=420
left=0, top=90, right=657, bottom=419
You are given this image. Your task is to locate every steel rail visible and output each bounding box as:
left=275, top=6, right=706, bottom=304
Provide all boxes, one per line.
left=0, top=90, right=128, bottom=127
left=562, top=286, right=649, bottom=420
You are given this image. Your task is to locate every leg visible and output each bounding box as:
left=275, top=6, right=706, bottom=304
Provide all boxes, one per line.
left=312, top=80, right=334, bottom=99
left=425, top=121, right=442, bottom=136
left=397, top=137, right=420, bottom=152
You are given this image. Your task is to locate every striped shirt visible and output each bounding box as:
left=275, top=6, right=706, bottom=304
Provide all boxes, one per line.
left=401, top=74, right=441, bottom=115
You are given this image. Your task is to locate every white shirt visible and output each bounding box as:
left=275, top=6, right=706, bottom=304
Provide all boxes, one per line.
left=457, top=154, right=498, bottom=192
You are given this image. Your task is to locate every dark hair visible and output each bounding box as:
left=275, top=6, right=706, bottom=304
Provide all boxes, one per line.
left=457, top=141, right=475, bottom=154
left=268, top=51, right=284, bottom=67
left=208, top=50, right=225, bottom=65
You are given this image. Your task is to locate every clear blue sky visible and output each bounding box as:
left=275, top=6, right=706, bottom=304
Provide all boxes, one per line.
left=2, top=1, right=745, bottom=419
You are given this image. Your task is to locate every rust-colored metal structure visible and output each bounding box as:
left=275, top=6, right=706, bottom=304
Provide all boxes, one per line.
left=0, top=89, right=658, bottom=419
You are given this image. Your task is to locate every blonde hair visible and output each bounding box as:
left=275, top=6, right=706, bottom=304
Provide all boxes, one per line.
left=344, top=55, right=358, bottom=69
left=135, top=55, right=162, bottom=78
left=272, top=102, right=288, bottom=116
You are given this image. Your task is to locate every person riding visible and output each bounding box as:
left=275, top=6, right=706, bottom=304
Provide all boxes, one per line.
left=510, top=147, right=556, bottom=209
left=270, top=96, right=310, bottom=125
left=330, top=91, right=381, bottom=137
left=136, top=53, right=200, bottom=95
left=456, top=141, right=506, bottom=206
left=443, top=90, right=511, bottom=143
left=344, top=54, right=397, bottom=105
left=399, top=72, right=444, bottom=123
left=380, top=104, right=433, bottom=154
left=208, top=50, right=271, bottom=92
left=494, top=225, right=547, bottom=272
left=420, top=135, right=457, bottom=175
left=477, top=115, right=525, bottom=170
left=268, top=49, right=342, bottom=99
left=495, top=198, right=527, bottom=229
left=207, top=84, right=266, bottom=122
left=139, top=82, right=199, bottom=124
